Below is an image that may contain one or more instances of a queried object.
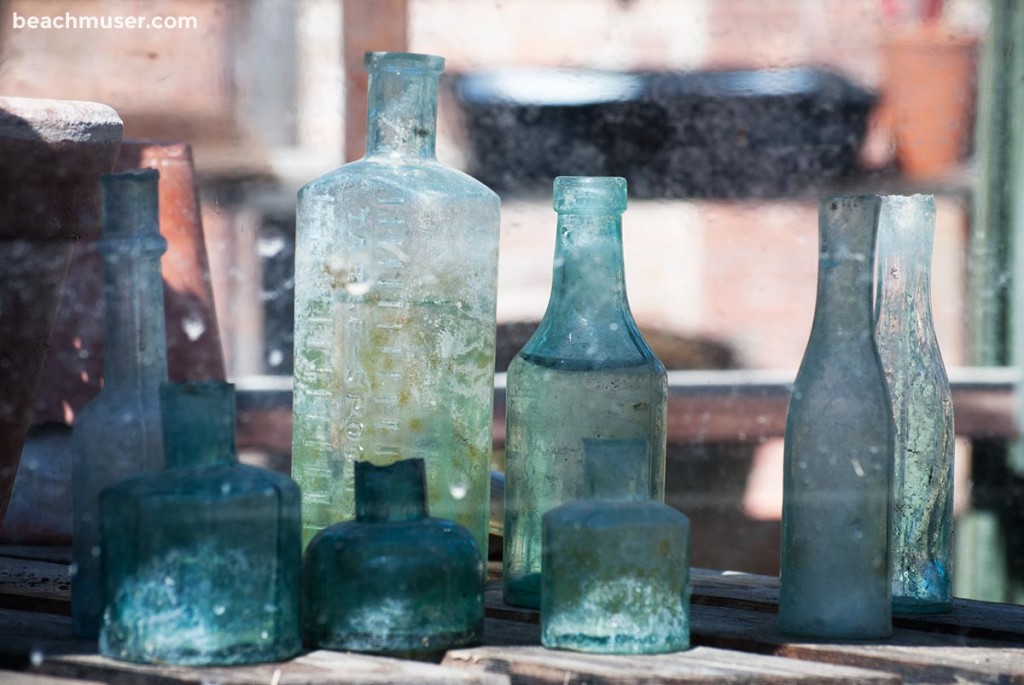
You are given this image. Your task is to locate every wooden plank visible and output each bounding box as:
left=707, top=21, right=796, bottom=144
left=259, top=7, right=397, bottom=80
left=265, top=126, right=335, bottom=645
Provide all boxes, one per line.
left=690, top=603, right=1024, bottom=685
left=0, top=670, right=103, bottom=685
left=0, top=557, right=69, bottom=616
left=444, top=645, right=900, bottom=684
left=37, top=650, right=509, bottom=685
left=689, top=569, right=1024, bottom=643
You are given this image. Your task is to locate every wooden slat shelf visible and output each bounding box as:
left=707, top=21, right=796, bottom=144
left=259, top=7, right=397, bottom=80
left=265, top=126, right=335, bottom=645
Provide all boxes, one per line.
left=4, top=546, right=1024, bottom=683
left=235, top=367, right=1022, bottom=454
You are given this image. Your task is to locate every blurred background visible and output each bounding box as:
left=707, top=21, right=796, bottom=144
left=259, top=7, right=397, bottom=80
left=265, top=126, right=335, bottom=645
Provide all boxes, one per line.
left=2, top=0, right=1022, bottom=602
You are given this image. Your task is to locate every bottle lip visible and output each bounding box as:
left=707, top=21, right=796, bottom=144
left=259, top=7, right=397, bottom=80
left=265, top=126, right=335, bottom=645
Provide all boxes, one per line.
left=365, top=51, right=445, bottom=74
left=553, top=176, right=627, bottom=215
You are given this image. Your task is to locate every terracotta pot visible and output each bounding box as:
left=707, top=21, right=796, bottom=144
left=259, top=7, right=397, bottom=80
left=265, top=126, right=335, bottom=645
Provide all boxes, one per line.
left=0, top=96, right=123, bottom=523
left=882, top=26, right=979, bottom=179
left=33, top=140, right=226, bottom=426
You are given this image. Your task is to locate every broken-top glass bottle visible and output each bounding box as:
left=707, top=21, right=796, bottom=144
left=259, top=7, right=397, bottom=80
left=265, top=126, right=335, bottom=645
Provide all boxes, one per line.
left=99, top=381, right=302, bottom=665
left=291, top=51, right=500, bottom=552
left=72, top=169, right=168, bottom=638
left=503, top=176, right=668, bottom=609
left=542, top=438, right=690, bottom=654
left=302, top=458, right=484, bottom=656
left=875, top=194, right=954, bottom=614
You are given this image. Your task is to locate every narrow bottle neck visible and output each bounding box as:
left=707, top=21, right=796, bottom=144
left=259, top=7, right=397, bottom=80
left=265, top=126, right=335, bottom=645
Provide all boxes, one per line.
left=364, top=68, right=439, bottom=160
left=101, top=250, right=168, bottom=393
left=161, top=382, right=238, bottom=469
left=548, top=213, right=629, bottom=319
left=811, top=198, right=879, bottom=343
left=355, top=459, right=428, bottom=523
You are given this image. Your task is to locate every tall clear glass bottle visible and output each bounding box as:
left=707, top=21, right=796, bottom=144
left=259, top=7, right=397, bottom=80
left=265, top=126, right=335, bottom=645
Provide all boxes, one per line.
left=780, top=195, right=894, bottom=639
left=292, top=52, right=500, bottom=551
left=100, top=382, right=302, bottom=665
left=503, top=176, right=668, bottom=609
left=874, top=194, right=954, bottom=614
left=71, top=169, right=168, bottom=638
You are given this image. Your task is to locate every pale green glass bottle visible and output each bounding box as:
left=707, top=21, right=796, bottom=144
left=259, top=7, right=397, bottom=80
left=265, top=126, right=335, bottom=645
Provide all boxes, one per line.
left=503, top=176, right=668, bottom=609
left=292, top=52, right=500, bottom=551
left=542, top=438, right=690, bottom=654
left=72, top=169, right=168, bottom=638
left=874, top=195, right=954, bottom=614
left=780, top=195, right=894, bottom=639
left=303, top=458, right=484, bottom=657
left=99, top=382, right=302, bottom=665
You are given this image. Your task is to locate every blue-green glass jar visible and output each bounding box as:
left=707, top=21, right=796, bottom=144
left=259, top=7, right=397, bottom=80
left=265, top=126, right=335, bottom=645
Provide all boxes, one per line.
left=503, top=176, right=668, bottom=609
left=303, top=459, right=485, bottom=656
left=99, top=381, right=302, bottom=665
left=542, top=438, right=690, bottom=654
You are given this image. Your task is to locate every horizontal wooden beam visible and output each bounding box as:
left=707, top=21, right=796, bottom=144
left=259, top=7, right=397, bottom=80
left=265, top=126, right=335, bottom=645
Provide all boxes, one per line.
left=235, top=367, right=1020, bottom=454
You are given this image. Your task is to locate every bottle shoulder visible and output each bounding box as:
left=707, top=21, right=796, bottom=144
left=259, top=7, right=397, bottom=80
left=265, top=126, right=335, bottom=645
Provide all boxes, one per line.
left=299, top=158, right=499, bottom=204
left=511, top=322, right=666, bottom=374
left=102, top=463, right=298, bottom=504
left=545, top=499, right=689, bottom=532
left=308, top=516, right=480, bottom=556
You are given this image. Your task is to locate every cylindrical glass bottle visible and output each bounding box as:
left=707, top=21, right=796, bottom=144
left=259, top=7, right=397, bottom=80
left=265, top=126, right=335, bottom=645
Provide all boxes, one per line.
left=780, top=195, right=893, bottom=639
left=71, top=169, right=168, bottom=638
left=291, top=52, right=500, bottom=551
left=503, top=176, right=668, bottom=609
left=874, top=194, right=954, bottom=614
left=100, top=382, right=302, bottom=665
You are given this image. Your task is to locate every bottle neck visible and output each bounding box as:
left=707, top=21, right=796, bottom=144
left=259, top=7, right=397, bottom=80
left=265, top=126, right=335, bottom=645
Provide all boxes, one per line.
left=364, top=67, right=439, bottom=160
left=355, top=459, right=428, bottom=523
left=547, top=212, right=630, bottom=320
left=161, top=382, right=238, bottom=469
left=874, top=195, right=936, bottom=330
left=100, top=243, right=168, bottom=393
left=811, top=197, right=879, bottom=343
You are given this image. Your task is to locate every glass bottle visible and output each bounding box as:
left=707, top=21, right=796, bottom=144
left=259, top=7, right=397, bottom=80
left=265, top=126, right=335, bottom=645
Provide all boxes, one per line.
left=99, top=381, right=302, bottom=665
left=874, top=194, right=954, bottom=614
left=72, top=169, right=168, bottom=638
left=291, top=52, right=500, bottom=551
left=303, top=458, right=484, bottom=656
left=503, top=176, right=668, bottom=609
left=780, top=195, right=894, bottom=639
left=542, top=438, right=690, bottom=654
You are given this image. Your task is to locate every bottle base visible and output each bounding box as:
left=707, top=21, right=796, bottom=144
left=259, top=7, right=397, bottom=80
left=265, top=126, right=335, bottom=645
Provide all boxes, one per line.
left=308, top=626, right=482, bottom=657
left=542, top=631, right=689, bottom=655
left=503, top=574, right=541, bottom=609
left=892, top=596, right=952, bottom=615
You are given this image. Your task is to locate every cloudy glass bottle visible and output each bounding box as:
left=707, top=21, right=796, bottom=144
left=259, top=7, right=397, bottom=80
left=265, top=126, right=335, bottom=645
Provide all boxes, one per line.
left=99, top=381, right=302, bottom=665
left=72, top=169, right=168, bottom=638
left=779, top=195, right=894, bottom=639
left=291, top=52, right=500, bottom=551
left=503, top=176, right=668, bottom=609
left=874, top=195, right=954, bottom=614
left=542, top=438, right=690, bottom=654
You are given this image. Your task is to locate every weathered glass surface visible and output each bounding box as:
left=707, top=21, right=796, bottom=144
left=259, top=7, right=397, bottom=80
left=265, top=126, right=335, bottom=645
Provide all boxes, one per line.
left=303, top=459, right=484, bottom=656
left=99, top=382, right=302, bottom=665
left=875, top=195, right=954, bottom=614
left=542, top=438, right=689, bottom=654
left=780, top=195, right=894, bottom=639
left=72, top=169, right=168, bottom=638
left=291, top=52, right=500, bottom=551
left=503, top=177, right=668, bottom=609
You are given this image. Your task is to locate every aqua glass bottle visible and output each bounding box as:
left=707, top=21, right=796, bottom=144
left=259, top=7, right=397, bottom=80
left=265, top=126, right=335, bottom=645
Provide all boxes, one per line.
left=292, top=51, right=500, bottom=552
left=503, top=176, right=668, bottom=609
left=72, top=169, right=168, bottom=638
left=779, top=195, right=894, bottom=639
left=303, top=458, right=484, bottom=656
left=874, top=195, right=954, bottom=614
left=99, top=382, right=302, bottom=665
left=542, top=438, right=689, bottom=654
